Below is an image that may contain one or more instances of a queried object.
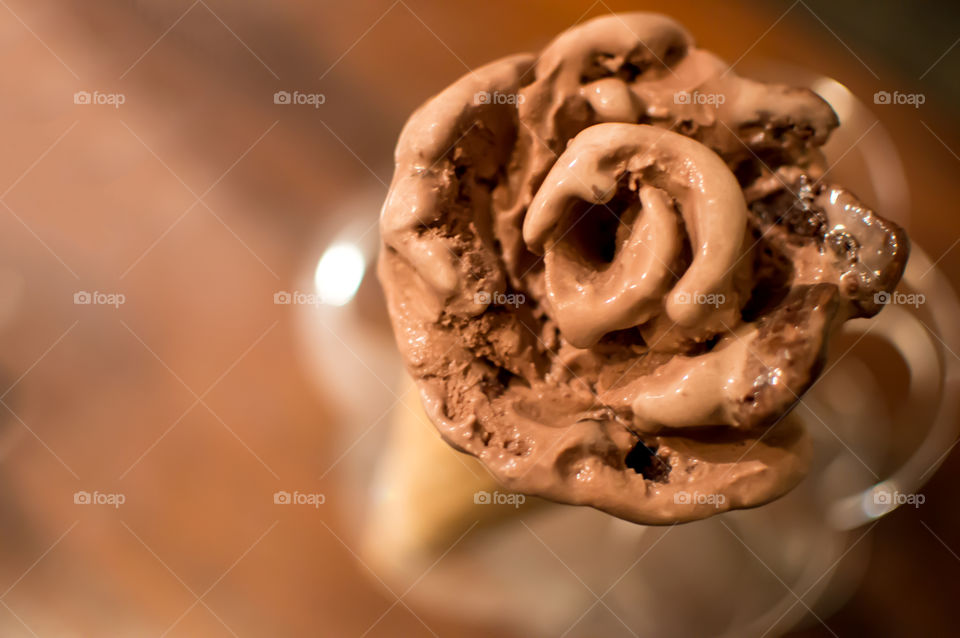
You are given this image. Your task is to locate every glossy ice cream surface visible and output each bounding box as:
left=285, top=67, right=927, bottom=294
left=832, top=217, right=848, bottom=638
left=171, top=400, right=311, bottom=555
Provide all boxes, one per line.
left=378, top=13, right=908, bottom=524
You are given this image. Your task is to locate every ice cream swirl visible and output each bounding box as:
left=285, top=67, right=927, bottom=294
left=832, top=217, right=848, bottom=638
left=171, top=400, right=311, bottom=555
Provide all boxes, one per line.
left=377, top=12, right=908, bottom=524
left=523, top=122, right=750, bottom=349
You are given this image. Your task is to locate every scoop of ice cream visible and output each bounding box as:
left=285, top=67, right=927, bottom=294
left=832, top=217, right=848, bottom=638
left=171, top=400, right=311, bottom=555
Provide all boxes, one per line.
left=377, top=12, right=908, bottom=524
left=523, top=122, right=750, bottom=348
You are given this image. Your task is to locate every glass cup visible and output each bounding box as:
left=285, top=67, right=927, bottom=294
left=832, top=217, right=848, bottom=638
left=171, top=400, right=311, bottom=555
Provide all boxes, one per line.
left=297, top=65, right=959, bottom=637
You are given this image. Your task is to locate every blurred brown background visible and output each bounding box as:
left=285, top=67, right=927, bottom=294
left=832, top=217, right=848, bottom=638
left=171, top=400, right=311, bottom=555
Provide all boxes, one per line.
left=0, top=0, right=957, bottom=636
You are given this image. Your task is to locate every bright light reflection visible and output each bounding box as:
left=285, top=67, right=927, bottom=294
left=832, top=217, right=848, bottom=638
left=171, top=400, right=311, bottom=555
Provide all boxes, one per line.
left=314, top=242, right=365, bottom=306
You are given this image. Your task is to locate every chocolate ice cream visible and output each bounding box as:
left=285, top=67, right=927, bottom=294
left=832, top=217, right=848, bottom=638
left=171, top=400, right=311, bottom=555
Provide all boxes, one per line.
left=378, top=13, right=908, bottom=524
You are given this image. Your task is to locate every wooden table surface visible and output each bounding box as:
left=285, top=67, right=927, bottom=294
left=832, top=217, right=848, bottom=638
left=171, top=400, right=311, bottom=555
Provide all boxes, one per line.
left=0, top=0, right=957, bottom=635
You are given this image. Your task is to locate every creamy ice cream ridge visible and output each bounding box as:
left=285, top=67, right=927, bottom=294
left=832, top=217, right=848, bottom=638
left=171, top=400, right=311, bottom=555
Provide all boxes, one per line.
left=378, top=13, right=908, bottom=524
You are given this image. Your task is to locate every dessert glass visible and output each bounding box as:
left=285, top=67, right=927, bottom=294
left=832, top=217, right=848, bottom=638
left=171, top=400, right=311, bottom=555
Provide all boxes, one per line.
left=298, top=63, right=959, bottom=637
